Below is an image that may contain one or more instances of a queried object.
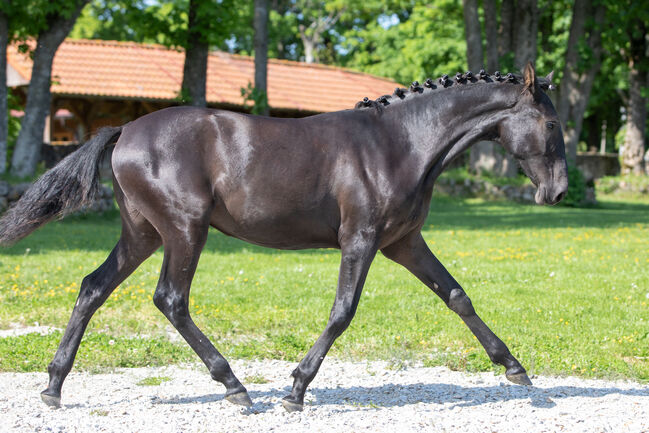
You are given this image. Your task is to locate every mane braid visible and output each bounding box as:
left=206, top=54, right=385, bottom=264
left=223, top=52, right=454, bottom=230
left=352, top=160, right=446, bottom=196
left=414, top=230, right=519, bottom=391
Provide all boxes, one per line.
left=352, top=70, right=551, bottom=112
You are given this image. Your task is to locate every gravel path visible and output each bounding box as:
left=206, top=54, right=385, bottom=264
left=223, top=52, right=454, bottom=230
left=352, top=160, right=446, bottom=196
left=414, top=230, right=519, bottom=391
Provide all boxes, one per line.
left=1, top=359, right=648, bottom=433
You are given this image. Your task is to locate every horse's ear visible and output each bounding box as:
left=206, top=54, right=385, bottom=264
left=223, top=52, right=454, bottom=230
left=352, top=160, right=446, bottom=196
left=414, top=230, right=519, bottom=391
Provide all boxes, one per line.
left=546, top=71, right=554, bottom=82
left=523, top=62, right=539, bottom=97
left=538, top=71, right=557, bottom=91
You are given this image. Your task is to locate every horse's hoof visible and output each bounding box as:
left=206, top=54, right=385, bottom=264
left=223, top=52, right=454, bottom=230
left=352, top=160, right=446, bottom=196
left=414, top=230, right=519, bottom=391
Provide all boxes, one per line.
left=281, top=398, right=304, bottom=413
left=40, top=390, right=61, bottom=408
left=225, top=391, right=252, bottom=407
left=506, top=372, right=533, bottom=386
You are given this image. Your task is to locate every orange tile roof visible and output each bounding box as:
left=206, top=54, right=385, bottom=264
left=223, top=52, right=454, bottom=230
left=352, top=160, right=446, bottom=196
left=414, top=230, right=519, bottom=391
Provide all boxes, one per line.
left=7, top=38, right=401, bottom=113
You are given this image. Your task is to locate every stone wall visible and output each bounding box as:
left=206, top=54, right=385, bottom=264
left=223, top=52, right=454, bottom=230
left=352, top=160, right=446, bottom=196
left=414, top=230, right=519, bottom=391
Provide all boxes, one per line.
left=435, top=176, right=597, bottom=204
left=576, top=153, right=621, bottom=183
left=0, top=181, right=114, bottom=214
left=435, top=177, right=537, bottom=202
left=42, top=144, right=114, bottom=180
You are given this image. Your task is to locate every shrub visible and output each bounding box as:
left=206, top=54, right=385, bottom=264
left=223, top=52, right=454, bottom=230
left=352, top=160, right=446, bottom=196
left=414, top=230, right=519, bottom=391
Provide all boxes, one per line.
left=561, top=165, right=589, bottom=207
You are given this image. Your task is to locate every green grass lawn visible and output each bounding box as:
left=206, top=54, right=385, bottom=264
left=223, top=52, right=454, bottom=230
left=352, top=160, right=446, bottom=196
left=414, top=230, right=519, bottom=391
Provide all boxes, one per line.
left=0, top=194, right=648, bottom=382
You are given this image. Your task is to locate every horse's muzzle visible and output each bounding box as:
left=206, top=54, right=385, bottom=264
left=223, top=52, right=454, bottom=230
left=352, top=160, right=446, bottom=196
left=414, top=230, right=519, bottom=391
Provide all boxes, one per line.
left=535, top=183, right=568, bottom=205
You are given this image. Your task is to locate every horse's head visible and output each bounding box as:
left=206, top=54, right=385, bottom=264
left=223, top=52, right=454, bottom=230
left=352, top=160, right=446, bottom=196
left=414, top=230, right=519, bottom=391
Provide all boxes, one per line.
left=497, top=63, right=568, bottom=205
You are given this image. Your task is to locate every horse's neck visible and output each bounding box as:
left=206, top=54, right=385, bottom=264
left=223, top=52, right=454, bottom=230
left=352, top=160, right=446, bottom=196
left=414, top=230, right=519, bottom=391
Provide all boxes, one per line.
left=388, top=84, right=519, bottom=182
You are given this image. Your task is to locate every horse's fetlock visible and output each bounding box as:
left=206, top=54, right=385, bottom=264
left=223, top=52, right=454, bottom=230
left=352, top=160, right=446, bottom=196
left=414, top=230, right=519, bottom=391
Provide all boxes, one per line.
left=487, top=343, right=511, bottom=364
left=448, top=288, right=475, bottom=316
left=47, top=359, right=63, bottom=376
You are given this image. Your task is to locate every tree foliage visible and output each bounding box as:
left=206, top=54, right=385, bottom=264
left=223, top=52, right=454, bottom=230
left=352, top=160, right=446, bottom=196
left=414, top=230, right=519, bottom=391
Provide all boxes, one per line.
left=342, top=1, right=466, bottom=84
left=70, top=0, right=241, bottom=49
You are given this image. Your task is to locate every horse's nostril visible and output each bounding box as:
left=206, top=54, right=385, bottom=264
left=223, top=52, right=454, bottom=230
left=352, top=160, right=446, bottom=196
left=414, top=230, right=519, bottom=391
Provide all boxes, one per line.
left=554, top=191, right=566, bottom=203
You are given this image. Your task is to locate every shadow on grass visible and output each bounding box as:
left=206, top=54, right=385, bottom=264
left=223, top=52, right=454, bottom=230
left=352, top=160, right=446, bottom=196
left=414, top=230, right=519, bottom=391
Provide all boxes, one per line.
left=154, top=381, right=649, bottom=412
left=426, top=196, right=649, bottom=230
left=1, top=197, right=647, bottom=255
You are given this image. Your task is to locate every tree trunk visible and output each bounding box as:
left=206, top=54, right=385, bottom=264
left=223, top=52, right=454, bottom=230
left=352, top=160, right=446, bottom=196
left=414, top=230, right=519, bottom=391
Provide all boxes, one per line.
left=556, top=0, right=605, bottom=164
left=462, top=0, right=483, bottom=71
left=512, top=0, right=538, bottom=69
left=0, top=7, right=8, bottom=174
left=483, top=0, right=499, bottom=72
left=254, top=0, right=269, bottom=116
left=498, top=0, right=514, bottom=58
left=181, top=0, right=208, bottom=107
left=300, top=32, right=316, bottom=64
left=466, top=0, right=515, bottom=177
left=298, top=21, right=321, bottom=64
left=621, top=23, right=648, bottom=175
left=538, top=3, right=553, bottom=54
left=470, top=141, right=520, bottom=177
left=646, top=65, right=649, bottom=175
left=10, top=0, right=89, bottom=178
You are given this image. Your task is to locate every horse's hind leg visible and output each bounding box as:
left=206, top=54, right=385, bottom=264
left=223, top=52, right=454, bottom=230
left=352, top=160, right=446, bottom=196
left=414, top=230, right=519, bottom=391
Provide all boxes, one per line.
left=382, top=232, right=532, bottom=385
left=41, top=215, right=161, bottom=408
left=152, top=222, right=251, bottom=407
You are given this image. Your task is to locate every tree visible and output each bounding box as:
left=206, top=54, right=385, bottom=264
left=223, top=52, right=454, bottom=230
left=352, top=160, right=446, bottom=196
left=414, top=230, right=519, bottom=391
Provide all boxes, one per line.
left=512, top=0, right=538, bottom=69
left=556, top=0, right=605, bottom=164
left=181, top=0, right=209, bottom=107
left=462, top=0, right=482, bottom=71
left=483, top=0, right=498, bottom=72
left=295, top=1, right=345, bottom=64
left=496, top=0, right=539, bottom=70
left=498, top=0, right=513, bottom=63
left=462, top=0, right=525, bottom=177
left=619, top=7, right=649, bottom=174
left=0, top=1, right=8, bottom=174
left=10, top=0, right=90, bottom=178
left=343, top=2, right=466, bottom=85
left=180, top=0, right=240, bottom=107
left=70, top=0, right=188, bottom=45
left=253, top=0, right=269, bottom=115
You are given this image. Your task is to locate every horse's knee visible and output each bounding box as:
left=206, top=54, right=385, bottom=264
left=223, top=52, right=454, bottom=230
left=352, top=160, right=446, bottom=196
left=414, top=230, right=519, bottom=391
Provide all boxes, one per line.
left=447, top=288, right=475, bottom=316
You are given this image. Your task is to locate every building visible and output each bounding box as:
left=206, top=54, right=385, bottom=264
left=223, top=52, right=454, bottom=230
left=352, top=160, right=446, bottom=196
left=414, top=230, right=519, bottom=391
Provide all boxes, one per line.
left=7, top=38, right=401, bottom=146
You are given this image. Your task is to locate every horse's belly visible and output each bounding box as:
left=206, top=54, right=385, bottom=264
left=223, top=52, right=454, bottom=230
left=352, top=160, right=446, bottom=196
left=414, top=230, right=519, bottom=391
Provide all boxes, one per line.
left=209, top=206, right=340, bottom=250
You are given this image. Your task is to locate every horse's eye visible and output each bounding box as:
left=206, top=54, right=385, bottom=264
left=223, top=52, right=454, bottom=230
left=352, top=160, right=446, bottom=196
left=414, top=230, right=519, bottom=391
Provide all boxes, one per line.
left=546, top=122, right=555, bottom=130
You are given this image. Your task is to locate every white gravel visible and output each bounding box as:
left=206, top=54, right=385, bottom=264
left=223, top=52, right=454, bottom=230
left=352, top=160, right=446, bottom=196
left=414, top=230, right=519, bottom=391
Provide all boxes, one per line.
left=0, top=325, right=62, bottom=338
left=1, top=360, right=648, bottom=433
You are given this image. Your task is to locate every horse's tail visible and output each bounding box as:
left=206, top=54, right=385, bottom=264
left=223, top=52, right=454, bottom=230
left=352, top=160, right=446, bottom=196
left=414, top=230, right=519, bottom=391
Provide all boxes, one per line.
left=0, top=126, right=123, bottom=246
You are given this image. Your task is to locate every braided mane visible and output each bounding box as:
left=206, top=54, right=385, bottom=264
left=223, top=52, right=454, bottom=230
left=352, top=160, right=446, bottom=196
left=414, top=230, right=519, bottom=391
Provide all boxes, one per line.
left=354, top=69, right=556, bottom=110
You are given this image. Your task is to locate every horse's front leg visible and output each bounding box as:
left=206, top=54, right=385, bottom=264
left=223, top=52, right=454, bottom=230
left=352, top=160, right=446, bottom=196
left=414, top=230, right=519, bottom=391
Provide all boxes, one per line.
left=283, top=231, right=378, bottom=412
left=382, top=232, right=532, bottom=385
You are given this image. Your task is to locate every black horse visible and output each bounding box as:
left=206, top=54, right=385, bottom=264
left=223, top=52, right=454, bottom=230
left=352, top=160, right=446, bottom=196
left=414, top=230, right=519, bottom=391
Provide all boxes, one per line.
left=0, top=63, right=567, bottom=412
